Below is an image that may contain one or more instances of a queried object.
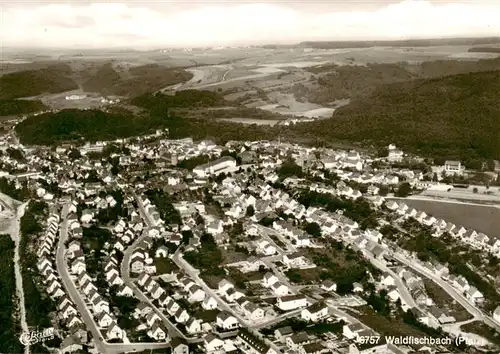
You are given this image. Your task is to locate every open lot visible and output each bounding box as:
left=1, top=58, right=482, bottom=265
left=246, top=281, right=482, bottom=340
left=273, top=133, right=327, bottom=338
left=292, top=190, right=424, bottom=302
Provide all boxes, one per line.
left=397, top=199, right=500, bottom=240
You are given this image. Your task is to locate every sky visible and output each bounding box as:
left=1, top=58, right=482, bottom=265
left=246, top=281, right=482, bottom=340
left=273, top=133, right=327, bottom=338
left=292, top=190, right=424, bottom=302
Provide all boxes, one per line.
left=1, top=1, right=499, bottom=48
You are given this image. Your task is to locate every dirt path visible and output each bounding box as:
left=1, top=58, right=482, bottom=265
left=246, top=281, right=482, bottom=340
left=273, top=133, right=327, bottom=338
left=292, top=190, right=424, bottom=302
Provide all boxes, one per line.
left=10, top=202, right=29, bottom=354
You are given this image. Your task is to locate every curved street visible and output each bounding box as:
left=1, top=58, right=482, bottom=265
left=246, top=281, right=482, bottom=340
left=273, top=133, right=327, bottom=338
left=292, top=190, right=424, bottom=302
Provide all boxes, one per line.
left=57, top=203, right=178, bottom=354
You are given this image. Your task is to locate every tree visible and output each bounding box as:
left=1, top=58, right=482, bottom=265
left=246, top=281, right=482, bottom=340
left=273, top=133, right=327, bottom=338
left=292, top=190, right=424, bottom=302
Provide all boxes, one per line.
left=473, top=187, right=479, bottom=193
left=181, top=230, right=193, bottom=245
left=304, top=222, right=322, bottom=238
left=246, top=205, right=255, bottom=217
left=395, top=182, right=412, bottom=197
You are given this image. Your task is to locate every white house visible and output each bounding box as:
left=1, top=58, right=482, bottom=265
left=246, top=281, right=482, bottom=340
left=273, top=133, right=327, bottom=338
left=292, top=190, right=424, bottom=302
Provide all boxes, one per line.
left=277, top=295, right=308, bottom=311
left=202, top=295, right=218, bottom=310
left=216, top=311, right=239, bottom=330
left=301, top=302, right=329, bottom=322
left=262, top=272, right=279, bottom=288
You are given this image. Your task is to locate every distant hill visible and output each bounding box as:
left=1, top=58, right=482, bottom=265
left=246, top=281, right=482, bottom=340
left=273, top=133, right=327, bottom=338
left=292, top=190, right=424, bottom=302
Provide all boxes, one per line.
left=0, top=99, right=48, bottom=116
left=296, top=57, right=500, bottom=104
left=81, top=63, right=121, bottom=94
left=0, top=67, right=78, bottom=99
left=293, top=71, right=500, bottom=161
left=298, top=37, right=500, bottom=49
left=82, top=63, right=193, bottom=97
left=468, top=47, right=500, bottom=54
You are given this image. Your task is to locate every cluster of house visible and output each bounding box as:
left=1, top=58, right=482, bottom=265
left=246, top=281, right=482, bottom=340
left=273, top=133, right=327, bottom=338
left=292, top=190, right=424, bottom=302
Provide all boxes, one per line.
left=385, top=200, right=499, bottom=256
left=65, top=219, right=127, bottom=341
left=34, top=211, right=91, bottom=351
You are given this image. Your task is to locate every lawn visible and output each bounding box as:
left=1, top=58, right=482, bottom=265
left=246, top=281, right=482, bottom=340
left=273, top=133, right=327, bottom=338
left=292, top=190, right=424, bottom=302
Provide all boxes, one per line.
left=461, top=321, right=500, bottom=347
left=348, top=307, right=428, bottom=340
left=423, top=279, right=472, bottom=322
left=193, top=309, right=219, bottom=322
left=154, top=257, right=179, bottom=274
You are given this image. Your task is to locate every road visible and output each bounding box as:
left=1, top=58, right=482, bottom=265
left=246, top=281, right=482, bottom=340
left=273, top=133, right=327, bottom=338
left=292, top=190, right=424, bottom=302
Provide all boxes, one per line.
left=391, top=251, right=500, bottom=333
left=57, top=203, right=175, bottom=354
left=10, top=202, right=29, bottom=354
left=120, top=230, right=193, bottom=342
left=361, top=249, right=418, bottom=309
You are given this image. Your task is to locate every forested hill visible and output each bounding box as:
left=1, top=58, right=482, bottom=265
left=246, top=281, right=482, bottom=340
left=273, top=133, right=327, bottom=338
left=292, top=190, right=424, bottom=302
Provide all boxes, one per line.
left=0, top=67, right=78, bottom=99
left=293, top=70, right=500, bottom=161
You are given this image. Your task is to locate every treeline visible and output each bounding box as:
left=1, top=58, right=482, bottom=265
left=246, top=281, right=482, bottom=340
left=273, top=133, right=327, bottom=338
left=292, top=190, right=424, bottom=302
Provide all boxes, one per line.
left=131, top=90, right=228, bottom=113
left=294, top=70, right=500, bottom=161
left=0, top=234, right=23, bottom=354
left=82, top=62, right=192, bottom=97
left=0, top=67, right=78, bottom=100
left=296, top=190, right=379, bottom=230
left=0, top=99, right=48, bottom=116
left=19, top=201, right=55, bottom=328
left=15, top=108, right=177, bottom=146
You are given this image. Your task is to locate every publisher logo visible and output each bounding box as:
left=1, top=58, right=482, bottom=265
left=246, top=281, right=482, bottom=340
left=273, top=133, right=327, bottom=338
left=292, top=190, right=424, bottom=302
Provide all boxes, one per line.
left=19, top=328, right=55, bottom=346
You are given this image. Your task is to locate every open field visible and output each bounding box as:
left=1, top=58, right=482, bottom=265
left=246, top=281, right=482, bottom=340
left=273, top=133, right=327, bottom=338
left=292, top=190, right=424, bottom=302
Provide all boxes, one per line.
left=3, top=42, right=499, bottom=115
left=394, top=199, right=500, bottom=240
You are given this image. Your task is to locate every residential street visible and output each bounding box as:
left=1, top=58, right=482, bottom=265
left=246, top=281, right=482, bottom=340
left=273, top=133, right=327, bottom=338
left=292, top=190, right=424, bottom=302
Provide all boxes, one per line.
left=10, top=202, right=29, bottom=354
left=57, top=203, right=176, bottom=353
left=120, top=230, right=194, bottom=342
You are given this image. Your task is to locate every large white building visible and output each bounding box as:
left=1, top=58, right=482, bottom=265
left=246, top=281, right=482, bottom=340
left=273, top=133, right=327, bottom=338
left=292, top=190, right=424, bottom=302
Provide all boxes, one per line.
left=443, top=160, right=464, bottom=176
left=193, top=156, right=237, bottom=178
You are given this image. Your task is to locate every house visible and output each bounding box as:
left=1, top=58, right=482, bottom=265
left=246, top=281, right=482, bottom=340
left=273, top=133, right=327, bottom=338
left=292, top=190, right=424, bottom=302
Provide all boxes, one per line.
left=61, top=302, right=78, bottom=319
left=185, top=317, right=202, bottom=334
left=117, top=284, right=134, bottom=297
left=380, top=273, right=396, bottom=287
left=262, top=272, right=279, bottom=288
left=277, top=295, right=308, bottom=311
left=242, top=301, right=265, bottom=321
left=71, top=259, right=86, bottom=275
left=149, top=321, right=168, bottom=341
left=174, top=307, right=190, bottom=323
left=171, top=338, right=189, bottom=354
left=301, top=302, right=329, bottom=322
left=217, top=311, right=239, bottom=330
left=343, top=323, right=365, bottom=340
left=106, top=322, right=123, bottom=340
left=97, top=312, right=115, bottom=328
left=60, top=335, right=82, bottom=354
left=286, top=332, right=311, bottom=351
left=465, top=287, right=484, bottom=304
left=218, top=279, right=234, bottom=294
left=321, top=280, right=337, bottom=292
left=155, top=246, right=169, bottom=258
left=187, top=284, right=205, bottom=303
left=444, top=160, right=464, bottom=176
left=204, top=333, right=224, bottom=352
left=206, top=220, right=224, bottom=235
left=130, top=255, right=145, bottom=273
left=238, top=329, right=277, bottom=354
left=274, top=326, right=293, bottom=343
left=146, top=312, right=162, bottom=327
left=429, top=306, right=455, bottom=324
left=202, top=295, right=218, bottom=310
left=300, top=342, right=329, bottom=354
left=271, top=282, right=289, bottom=297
